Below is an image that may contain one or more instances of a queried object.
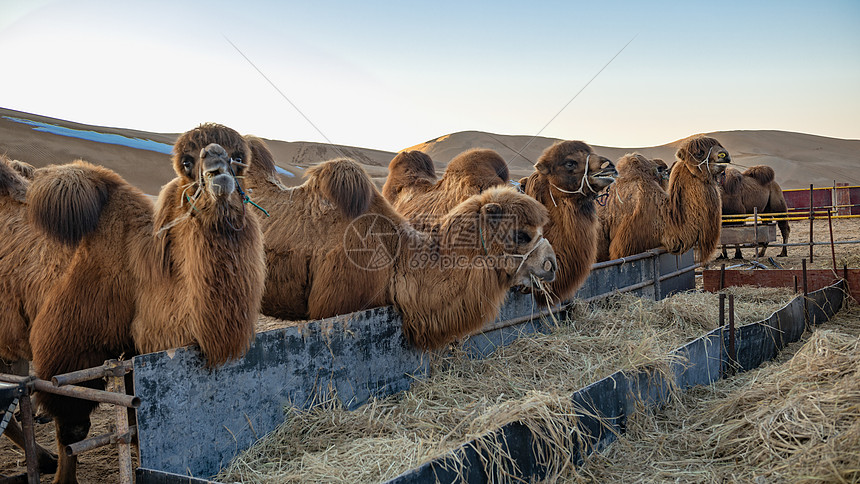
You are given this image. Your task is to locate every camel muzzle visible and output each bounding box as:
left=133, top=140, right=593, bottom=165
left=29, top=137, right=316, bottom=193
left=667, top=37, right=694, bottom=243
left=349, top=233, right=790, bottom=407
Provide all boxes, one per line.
left=200, top=143, right=236, bottom=197
left=519, top=237, right=556, bottom=286
left=590, top=155, right=616, bottom=178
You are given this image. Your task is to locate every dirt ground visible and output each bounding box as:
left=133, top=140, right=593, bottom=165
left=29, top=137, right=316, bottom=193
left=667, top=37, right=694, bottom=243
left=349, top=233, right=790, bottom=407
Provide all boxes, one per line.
left=707, top=217, right=860, bottom=271
left=0, top=403, right=136, bottom=483
left=2, top=217, right=857, bottom=483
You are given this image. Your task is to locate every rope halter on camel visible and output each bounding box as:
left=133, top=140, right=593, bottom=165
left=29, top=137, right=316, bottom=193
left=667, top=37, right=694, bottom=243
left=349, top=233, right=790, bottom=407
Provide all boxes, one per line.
left=547, top=153, right=598, bottom=207
left=696, top=146, right=714, bottom=173
left=505, top=235, right=548, bottom=276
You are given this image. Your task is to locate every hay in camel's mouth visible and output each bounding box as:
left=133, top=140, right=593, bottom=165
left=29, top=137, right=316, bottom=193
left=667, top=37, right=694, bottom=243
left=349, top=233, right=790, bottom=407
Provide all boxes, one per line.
left=217, top=286, right=801, bottom=484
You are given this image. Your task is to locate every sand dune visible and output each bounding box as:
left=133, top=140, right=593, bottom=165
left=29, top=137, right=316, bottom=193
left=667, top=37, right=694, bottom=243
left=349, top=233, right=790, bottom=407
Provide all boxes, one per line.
left=1, top=107, right=857, bottom=193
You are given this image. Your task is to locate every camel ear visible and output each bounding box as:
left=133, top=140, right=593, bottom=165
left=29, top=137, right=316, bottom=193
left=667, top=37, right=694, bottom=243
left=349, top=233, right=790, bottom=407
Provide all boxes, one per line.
left=481, top=202, right=504, bottom=227
left=482, top=202, right=503, bottom=216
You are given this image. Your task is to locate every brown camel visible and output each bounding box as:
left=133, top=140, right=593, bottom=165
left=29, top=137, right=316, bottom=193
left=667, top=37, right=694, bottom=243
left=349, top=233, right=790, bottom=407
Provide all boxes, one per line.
left=595, top=135, right=731, bottom=264
left=244, top=137, right=557, bottom=350
left=382, top=148, right=510, bottom=230
left=518, top=140, right=617, bottom=305
left=1, top=123, right=266, bottom=483
left=719, top=165, right=790, bottom=258
left=0, top=155, right=65, bottom=474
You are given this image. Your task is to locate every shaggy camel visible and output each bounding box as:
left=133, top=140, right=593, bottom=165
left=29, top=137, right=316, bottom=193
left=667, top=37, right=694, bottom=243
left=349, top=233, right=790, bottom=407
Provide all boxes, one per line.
left=519, top=140, right=617, bottom=305
left=719, top=165, right=790, bottom=258
left=383, top=148, right=510, bottom=230
left=1, top=124, right=266, bottom=483
left=596, top=154, right=668, bottom=262
left=0, top=155, right=62, bottom=474
left=595, top=135, right=731, bottom=264
left=244, top=137, right=557, bottom=350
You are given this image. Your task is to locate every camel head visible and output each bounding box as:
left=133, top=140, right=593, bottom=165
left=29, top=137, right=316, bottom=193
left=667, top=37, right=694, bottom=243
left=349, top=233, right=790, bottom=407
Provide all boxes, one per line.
left=0, top=155, right=29, bottom=203
left=675, top=135, right=731, bottom=181
left=617, top=153, right=668, bottom=186
left=653, top=158, right=670, bottom=183
left=441, top=186, right=557, bottom=288
left=172, top=123, right=252, bottom=209
left=533, top=140, right=617, bottom=198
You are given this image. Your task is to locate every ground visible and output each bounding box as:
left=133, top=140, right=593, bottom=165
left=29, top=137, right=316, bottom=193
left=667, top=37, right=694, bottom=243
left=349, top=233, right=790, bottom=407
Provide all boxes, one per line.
left=1, top=217, right=858, bottom=482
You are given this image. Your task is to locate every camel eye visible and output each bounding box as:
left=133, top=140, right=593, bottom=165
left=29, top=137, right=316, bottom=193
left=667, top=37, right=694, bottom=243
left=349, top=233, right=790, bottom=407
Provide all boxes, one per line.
left=232, top=154, right=243, bottom=164
left=564, top=159, right=576, bottom=169
left=515, top=230, right=532, bottom=245
left=180, top=155, right=194, bottom=173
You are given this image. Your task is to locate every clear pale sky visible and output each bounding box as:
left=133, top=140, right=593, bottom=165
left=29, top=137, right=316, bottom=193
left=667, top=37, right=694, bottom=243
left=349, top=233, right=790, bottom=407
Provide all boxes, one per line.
left=1, top=0, right=858, bottom=152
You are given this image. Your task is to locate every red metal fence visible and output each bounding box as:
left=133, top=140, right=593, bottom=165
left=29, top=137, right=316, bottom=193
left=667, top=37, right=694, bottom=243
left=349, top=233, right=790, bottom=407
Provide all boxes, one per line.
left=783, top=184, right=860, bottom=216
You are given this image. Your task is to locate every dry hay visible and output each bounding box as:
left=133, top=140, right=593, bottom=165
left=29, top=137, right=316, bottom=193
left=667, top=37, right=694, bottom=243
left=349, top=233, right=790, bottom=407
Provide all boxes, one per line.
left=564, top=302, right=860, bottom=483
left=216, top=287, right=796, bottom=484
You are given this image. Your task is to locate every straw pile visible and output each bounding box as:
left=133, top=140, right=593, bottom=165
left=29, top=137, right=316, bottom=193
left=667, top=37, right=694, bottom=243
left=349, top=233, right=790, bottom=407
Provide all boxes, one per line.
left=216, top=287, right=796, bottom=483
left=565, top=303, right=860, bottom=483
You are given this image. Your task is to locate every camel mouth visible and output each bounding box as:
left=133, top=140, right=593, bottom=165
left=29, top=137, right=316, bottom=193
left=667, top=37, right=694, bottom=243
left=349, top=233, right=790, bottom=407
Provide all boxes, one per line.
left=207, top=173, right=236, bottom=197
left=588, top=176, right=615, bottom=191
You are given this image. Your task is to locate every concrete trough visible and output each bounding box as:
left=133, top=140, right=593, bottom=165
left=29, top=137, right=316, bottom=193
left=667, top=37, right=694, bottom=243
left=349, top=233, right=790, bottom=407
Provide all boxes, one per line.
left=133, top=249, right=696, bottom=482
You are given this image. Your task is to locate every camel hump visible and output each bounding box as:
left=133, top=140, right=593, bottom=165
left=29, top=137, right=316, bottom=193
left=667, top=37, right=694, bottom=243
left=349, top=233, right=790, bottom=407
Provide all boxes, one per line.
left=743, top=165, right=775, bottom=185
left=446, top=149, right=509, bottom=184
left=27, top=160, right=116, bottom=246
left=721, top=166, right=744, bottom=194
left=389, top=150, right=436, bottom=180
left=245, top=135, right=276, bottom=176
left=305, top=158, right=374, bottom=219
left=7, top=158, right=35, bottom=179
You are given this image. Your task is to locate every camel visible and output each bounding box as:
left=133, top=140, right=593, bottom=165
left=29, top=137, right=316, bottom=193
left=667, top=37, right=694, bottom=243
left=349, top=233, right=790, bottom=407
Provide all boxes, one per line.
left=1, top=124, right=266, bottom=483
left=0, top=155, right=64, bottom=475
left=382, top=148, right=510, bottom=230
left=595, top=135, right=731, bottom=264
left=719, top=165, right=790, bottom=258
left=518, top=140, right=617, bottom=305
left=244, top=137, right=557, bottom=350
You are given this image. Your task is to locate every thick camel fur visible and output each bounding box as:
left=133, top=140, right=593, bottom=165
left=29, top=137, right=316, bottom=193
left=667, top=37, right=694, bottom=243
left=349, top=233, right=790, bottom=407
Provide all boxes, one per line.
left=1, top=123, right=266, bottom=483
left=383, top=148, right=510, bottom=230
left=245, top=137, right=557, bottom=350
left=519, top=140, right=617, bottom=305
left=719, top=165, right=790, bottom=258
left=0, top=156, right=61, bottom=474
left=596, top=135, right=730, bottom=264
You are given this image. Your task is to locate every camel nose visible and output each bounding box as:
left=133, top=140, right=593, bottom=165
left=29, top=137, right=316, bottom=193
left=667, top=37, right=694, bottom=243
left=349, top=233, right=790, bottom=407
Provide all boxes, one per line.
left=200, top=143, right=230, bottom=176
left=540, top=253, right=557, bottom=283
left=531, top=238, right=557, bottom=283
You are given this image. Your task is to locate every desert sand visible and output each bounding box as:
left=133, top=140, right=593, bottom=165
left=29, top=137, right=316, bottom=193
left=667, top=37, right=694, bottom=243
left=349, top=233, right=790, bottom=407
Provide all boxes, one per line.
left=2, top=107, right=858, bottom=195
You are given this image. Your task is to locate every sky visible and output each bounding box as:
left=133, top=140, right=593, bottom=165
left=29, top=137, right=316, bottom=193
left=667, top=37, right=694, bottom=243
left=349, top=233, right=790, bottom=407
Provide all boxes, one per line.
left=1, top=0, right=858, bottom=152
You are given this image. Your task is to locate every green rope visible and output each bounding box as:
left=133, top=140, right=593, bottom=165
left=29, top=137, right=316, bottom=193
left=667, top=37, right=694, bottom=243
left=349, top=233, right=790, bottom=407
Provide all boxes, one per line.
left=244, top=197, right=270, bottom=217
left=479, top=223, right=489, bottom=256
left=184, top=194, right=201, bottom=213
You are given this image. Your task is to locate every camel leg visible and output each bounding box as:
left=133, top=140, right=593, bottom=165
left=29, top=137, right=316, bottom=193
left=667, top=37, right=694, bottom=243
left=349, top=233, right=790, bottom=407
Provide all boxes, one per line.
left=777, top=220, right=790, bottom=257
left=733, top=245, right=743, bottom=259
left=52, top=416, right=90, bottom=484
left=4, top=417, right=58, bottom=474
left=758, top=243, right=768, bottom=258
